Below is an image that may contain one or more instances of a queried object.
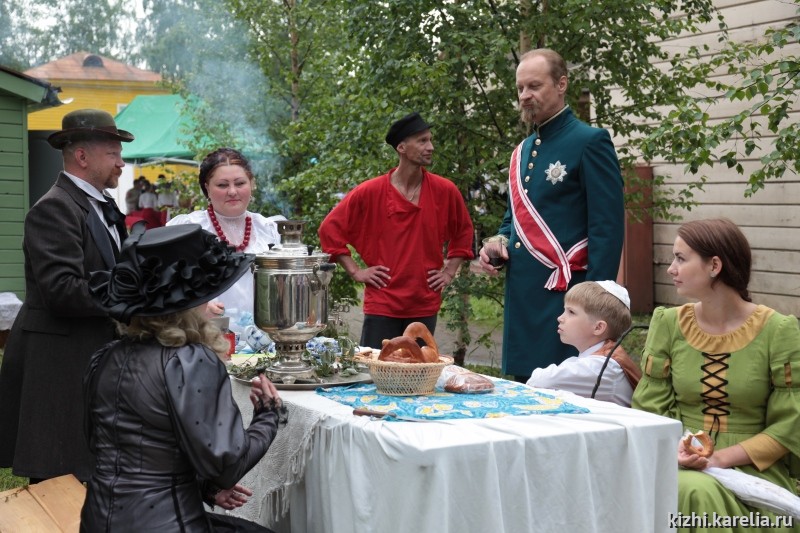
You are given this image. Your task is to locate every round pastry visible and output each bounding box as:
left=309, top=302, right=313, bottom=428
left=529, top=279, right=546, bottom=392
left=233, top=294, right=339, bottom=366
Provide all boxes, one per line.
left=403, top=322, right=440, bottom=362
left=378, top=336, right=426, bottom=363
left=683, top=431, right=714, bottom=458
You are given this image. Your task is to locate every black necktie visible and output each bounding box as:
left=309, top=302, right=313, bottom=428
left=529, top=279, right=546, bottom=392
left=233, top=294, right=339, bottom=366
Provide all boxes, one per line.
left=99, top=196, right=129, bottom=251
left=100, top=196, right=124, bottom=227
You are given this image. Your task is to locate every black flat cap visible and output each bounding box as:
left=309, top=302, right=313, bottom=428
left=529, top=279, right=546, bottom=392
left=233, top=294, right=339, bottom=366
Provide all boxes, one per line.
left=385, top=112, right=432, bottom=149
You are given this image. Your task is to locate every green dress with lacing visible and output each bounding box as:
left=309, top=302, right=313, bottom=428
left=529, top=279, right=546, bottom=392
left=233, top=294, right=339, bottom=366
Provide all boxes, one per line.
left=632, top=304, right=800, bottom=533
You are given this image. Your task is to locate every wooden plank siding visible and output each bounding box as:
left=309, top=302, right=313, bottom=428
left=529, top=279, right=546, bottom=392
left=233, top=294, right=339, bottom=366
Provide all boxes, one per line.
left=0, top=93, right=28, bottom=299
left=627, top=0, right=800, bottom=316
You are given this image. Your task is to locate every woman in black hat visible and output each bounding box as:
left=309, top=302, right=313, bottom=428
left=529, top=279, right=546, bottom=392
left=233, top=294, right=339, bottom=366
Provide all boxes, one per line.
left=81, top=223, right=285, bottom=532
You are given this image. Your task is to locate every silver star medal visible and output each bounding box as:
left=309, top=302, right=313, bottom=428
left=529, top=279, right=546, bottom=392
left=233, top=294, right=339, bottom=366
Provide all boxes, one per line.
left=545, top=161, right=567, bottom=185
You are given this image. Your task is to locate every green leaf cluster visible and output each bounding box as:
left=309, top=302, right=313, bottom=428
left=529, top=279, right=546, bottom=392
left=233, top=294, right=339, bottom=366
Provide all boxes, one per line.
left=1, top=0, right=135, bottom=69
left=637, top=9, right=800, bottom=198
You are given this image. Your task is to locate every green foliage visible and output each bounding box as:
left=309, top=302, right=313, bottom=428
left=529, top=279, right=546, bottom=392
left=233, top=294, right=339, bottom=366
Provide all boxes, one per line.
left=637, top=13, right=800, bottom=198
left=621, top=315, right=653, bottom=366
left=469, top=295, right=504, bottom=325
left=0, top=0, right=134, bottom=69
left=135, top=0, right=212, bottom=81
left=440, top=269, right=505, bottom=352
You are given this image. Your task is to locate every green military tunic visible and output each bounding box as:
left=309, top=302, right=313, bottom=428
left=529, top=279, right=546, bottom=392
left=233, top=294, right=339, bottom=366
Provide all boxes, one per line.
left=498, top=107, right=624, bottom=377
left=633, top=305, right=800, bottom=532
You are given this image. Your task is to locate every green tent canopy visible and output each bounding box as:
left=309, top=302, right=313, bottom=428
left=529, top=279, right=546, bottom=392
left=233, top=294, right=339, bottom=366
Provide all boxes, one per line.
left=114, top=94, right=196, bottom=162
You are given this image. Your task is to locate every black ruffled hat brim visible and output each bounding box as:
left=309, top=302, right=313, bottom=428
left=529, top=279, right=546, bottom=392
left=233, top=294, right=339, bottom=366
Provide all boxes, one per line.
left=89, top=222, right=254, bottom=324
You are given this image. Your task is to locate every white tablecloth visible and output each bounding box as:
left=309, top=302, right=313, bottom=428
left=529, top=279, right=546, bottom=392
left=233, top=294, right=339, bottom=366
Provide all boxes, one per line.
left=0, top=292, right=22, bottom=330
left=234, top=385, right=681, bottom=533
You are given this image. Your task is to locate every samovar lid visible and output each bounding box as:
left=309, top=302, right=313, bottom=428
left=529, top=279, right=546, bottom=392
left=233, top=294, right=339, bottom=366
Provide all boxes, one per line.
left=255, top=220, right=330, bottom=264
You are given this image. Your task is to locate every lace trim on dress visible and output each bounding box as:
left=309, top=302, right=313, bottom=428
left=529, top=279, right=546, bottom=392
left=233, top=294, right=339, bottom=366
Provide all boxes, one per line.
left=210, top=210, right=249, bottom=247
left=255, top=396, right=288, bottom=425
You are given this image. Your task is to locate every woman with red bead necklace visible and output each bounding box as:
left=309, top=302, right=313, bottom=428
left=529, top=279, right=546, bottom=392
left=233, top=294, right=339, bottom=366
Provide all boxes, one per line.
left=167, top=148, right=284, bottom=319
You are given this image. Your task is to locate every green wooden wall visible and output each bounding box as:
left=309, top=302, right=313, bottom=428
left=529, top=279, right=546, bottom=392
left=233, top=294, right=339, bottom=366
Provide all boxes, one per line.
left=0, top=93, right=28, bottom=298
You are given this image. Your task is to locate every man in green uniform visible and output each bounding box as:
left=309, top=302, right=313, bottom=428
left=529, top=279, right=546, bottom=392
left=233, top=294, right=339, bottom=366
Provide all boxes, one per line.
left=480, top=48, right=625, bottom=382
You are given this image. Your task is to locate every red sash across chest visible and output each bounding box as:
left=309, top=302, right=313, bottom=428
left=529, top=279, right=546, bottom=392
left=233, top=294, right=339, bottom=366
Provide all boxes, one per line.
left=508, top=141, right=588, bottom=291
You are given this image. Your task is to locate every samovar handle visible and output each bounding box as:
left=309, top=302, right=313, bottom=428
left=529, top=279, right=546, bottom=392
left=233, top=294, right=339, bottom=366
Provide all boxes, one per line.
left=310, top=262, right=336, bottom=292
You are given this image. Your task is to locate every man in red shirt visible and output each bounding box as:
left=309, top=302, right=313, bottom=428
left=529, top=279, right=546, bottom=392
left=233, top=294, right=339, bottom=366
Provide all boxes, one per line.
left=318, top=112, right=474, bottom=348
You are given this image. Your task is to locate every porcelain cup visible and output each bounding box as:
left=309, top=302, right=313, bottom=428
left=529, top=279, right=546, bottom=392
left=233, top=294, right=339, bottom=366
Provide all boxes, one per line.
left=243, top=325, right=271, bottom=352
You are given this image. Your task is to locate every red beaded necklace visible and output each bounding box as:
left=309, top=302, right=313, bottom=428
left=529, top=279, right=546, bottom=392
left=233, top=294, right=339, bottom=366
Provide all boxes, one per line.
left=207, top=204, right=252, bottom=252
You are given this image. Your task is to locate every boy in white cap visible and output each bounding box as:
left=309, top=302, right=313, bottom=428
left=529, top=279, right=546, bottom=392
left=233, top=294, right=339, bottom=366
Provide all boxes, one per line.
left=526, top=280, right=641, bottom=406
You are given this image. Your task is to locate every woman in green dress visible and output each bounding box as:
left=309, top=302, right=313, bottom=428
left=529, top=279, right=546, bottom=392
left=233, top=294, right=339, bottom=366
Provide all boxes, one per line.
left=632, top=218, right=800, bottom=532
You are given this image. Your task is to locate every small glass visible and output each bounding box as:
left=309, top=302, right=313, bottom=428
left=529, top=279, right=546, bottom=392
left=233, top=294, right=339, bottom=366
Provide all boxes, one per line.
left=481, top=237, right=506, bottom=270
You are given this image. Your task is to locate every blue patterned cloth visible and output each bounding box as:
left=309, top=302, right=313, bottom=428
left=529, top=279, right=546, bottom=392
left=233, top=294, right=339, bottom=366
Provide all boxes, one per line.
left=317, top=379, right=590, bottom=420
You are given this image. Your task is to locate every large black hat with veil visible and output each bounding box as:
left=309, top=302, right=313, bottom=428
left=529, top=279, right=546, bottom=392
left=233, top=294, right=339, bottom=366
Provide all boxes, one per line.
left=89, top=222, right=254, bottom=323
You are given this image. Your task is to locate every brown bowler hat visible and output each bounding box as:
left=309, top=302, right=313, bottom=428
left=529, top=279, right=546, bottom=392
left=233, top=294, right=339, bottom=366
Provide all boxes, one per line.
left=47, top=108, right=135, bottom=149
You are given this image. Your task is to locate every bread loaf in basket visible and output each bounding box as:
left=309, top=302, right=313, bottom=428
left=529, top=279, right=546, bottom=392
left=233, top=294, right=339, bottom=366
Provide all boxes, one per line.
left=357, top=350, right=452, bottom=396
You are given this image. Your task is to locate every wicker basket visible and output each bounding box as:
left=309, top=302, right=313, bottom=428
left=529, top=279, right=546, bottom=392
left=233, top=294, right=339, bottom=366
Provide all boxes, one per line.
left=360, top=354, right=453, bottom=396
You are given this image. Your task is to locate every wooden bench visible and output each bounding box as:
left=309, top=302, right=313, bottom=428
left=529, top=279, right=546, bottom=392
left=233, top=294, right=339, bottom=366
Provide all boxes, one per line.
left=0, top=475, right=85, bottom=532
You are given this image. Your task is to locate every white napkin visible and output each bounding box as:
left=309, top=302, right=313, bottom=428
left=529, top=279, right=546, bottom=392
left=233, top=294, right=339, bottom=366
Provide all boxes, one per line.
left=704, top=467, right=800, bottom=519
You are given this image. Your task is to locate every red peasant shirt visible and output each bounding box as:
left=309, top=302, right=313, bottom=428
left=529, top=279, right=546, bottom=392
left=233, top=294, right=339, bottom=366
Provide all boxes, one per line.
left=319, top=169, right=474, bottom=317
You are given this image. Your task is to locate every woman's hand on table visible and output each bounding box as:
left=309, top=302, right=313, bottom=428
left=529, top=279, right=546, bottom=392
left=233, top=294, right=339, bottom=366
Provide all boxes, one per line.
left=214, top=484, right=252, bottom=510
left=250, top=374, right=282, bottom=412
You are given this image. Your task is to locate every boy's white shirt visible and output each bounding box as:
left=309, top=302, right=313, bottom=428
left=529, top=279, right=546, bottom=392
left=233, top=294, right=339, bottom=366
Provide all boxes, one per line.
left=526, top=340, right=634, bottom=407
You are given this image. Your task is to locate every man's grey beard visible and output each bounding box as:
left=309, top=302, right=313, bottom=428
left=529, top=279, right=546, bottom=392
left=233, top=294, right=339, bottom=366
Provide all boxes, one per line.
left=520, top=104, right=538, bottom=125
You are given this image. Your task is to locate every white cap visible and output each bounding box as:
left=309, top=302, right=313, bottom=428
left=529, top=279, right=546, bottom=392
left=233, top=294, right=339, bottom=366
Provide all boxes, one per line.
left=595, top=280, right=630, bottom=309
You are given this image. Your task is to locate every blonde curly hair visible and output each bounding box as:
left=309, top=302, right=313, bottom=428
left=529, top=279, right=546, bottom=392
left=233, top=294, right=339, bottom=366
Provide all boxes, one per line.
left=116, top=307, right=229, bottom=359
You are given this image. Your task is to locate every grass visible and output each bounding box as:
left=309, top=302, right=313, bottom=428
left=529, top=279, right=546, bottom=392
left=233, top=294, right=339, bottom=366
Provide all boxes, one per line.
left=0, top=350, right=26, bottom=492
left=0, top=350, right=27, bottom=492
left=0, top=469, right=27, bottom=492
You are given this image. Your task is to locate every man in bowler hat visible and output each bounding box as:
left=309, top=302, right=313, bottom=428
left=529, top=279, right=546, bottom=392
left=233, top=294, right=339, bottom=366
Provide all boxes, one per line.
left=0, top=108, right=134, bottom=482
left=318, top=112, right=474, bottom=348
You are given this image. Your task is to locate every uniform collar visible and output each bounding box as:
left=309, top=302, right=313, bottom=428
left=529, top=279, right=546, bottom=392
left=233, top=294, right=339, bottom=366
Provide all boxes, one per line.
left=533, top=105, right=572, bottom=138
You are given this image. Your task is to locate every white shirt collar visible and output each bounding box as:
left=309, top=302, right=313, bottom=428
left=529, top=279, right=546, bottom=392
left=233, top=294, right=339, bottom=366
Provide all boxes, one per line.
left=577, top=340, right=606, bottom=358
left=63, top=172, right=108, bottom=202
